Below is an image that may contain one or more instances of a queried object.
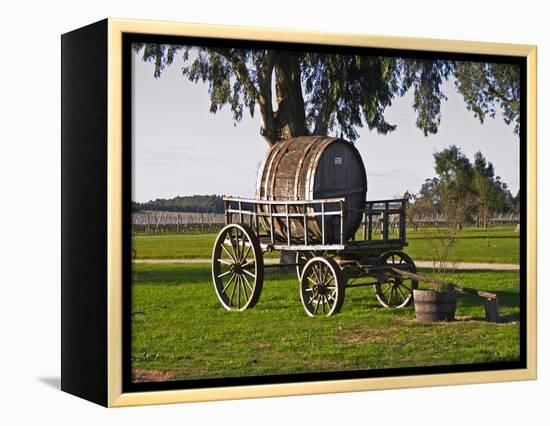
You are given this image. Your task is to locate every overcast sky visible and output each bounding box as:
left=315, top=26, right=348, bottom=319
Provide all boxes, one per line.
left=131, top=48, right=520, bottom=203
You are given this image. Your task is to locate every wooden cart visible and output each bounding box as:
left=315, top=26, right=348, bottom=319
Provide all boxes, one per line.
left=211, top=196, right=419, bottom=316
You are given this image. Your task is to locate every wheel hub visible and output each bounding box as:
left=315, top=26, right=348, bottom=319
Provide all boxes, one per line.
left=230, top=263, right=243, bottom=274
left=314, top=283, right=328, bottom=295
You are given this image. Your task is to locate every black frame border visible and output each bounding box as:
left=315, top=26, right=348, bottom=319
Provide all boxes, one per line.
left=122, top=32, right=528, bottom=394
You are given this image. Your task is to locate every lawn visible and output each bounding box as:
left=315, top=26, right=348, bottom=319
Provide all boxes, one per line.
left=131, top=263, right=520, bottom=382
left=132, top=225, right=519, bottom=264
left=405, top=226, right=519, bottom=264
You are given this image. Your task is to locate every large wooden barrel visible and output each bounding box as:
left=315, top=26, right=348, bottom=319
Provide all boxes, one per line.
left=256, top=136, right=367, bottom=244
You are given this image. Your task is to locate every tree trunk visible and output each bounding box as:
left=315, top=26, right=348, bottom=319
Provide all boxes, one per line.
left=258, top=53, right=308, bottom=146
left=274, top=54, right=307, bottom=140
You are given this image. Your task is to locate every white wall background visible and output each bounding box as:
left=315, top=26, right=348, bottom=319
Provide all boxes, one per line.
left=0, top=0, right=546, bottom=424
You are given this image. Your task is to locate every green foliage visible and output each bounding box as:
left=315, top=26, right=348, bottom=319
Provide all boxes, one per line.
left=454, top=62, right=521, bottom=134
left=472, top=152, right=509, bottom=227
left=401, top=59, right=454, bottom=136
left=133, top=43, right=520, bottom=143
left=132, top=194, right=225, bottom=213
left=301, top=54, right=402, bottom=139
left=409, top=146, right=515, bottom=226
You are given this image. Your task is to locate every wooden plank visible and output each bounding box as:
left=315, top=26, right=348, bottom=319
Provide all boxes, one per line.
left=484, top=298, right=500, bottom=323
left=223, top=196, right=346, bottom=205
left=382, top=202, right=389, bottom=241
left=269, top=244, right=345, bottom=251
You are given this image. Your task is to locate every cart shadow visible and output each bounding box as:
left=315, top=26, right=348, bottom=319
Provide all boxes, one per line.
left=457, top=290, right=519, bottom=309
left=132, top=267, right=211, bottom=285
left=453, top=313, right=520, bottom=323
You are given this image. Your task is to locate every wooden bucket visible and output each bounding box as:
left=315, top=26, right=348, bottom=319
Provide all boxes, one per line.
left=413, top=289, right=457, bottom=322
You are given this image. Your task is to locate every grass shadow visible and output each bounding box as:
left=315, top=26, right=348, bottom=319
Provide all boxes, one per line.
left=458, top=290, right=519, bottom=309
left=132, top=267, right=211, bottom=285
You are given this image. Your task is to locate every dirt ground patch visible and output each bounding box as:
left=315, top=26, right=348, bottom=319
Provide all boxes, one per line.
left=132, top=369, right=177, bottom=383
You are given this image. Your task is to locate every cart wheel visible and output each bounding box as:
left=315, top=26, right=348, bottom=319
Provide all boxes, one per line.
left=212, top=223, right=264, bottom=311
left=375, top=251, right=418, bottom=308
left=300, top=257, right=345, bottom=317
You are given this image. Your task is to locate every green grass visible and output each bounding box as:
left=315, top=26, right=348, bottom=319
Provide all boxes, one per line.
left=133, top=234, right=217, bottom=259
left=404, top=226, right=519, bottom=264
left=133, top=226, right=519, bottom=264
left=131, top=263, right=520, bottom=381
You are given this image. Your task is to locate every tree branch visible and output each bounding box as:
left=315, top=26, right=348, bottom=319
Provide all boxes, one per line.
left=257, top=51, right=279, bottom=145
left=209, top=48, right=259, bottom=100
left=312, top=85, right=336, bottom=135
left=479, top=72, right=519, bottom=109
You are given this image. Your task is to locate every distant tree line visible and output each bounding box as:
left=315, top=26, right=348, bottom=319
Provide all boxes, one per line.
left=406, top=145, right=519, bottom=229
left=132, top=194, right=225, bottom=213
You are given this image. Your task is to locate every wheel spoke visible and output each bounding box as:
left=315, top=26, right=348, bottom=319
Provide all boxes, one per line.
left=241, top=260, right=255, bottom=269
left=323, top=267, right=331, bottom=285
left=217, top=270, right=232, bottom=279
left=229, top=277, right=238, bottom=306
left=221, top=243, right=236, bottom=262
left=239, top=233, right=247, bottom=262
left=217, top=258, right=233, bottom=266
left=242, top=273, right=254, bottom=292
left=241, top=276, right=249, bottom=299
left=240, top=244, right=251, bottom=263
left=221, top=273, right=237, bottom=294
left=318, top=264, right=326, bottom=283
left=310, top=264, right=319, bottom=282
left=237, top=275, right=241, bottom=309
left=315, top=263, right=324, bottom=283
left=314, top=295, right=320, bottom=314
left=388, top=287, right=394, bottom=305
left=233, top=229, right=241, bottom=260
left=228, top=230, right=236, bottom=260
left=397, top=285, right=407, bottom=301
left=321, top=295, right=326, bottom=315
left=243, top=269, right=256, bottom=279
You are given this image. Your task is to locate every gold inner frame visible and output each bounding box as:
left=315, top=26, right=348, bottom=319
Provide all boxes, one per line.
left=106, top=18, right=537, bottom=407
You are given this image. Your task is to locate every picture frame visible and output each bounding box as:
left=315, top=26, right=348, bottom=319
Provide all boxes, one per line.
left=61, top=17, right=537, bottom=407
